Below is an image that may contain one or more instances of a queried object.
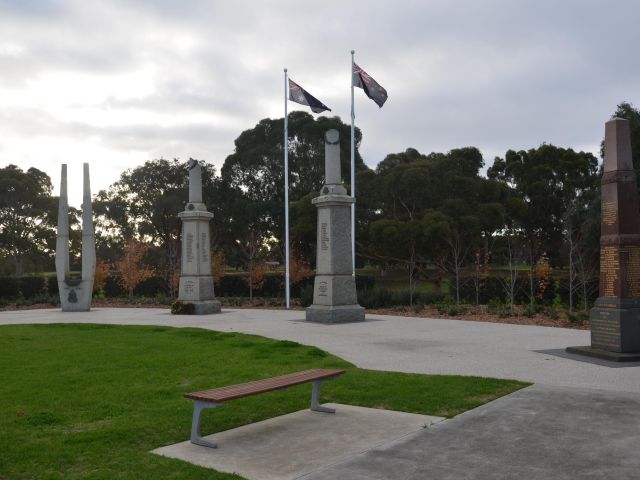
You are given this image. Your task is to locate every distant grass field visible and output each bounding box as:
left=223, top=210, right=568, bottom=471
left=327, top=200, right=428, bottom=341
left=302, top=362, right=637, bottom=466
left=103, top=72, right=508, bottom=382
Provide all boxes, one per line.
left=0, top=324, right=528, bottom=479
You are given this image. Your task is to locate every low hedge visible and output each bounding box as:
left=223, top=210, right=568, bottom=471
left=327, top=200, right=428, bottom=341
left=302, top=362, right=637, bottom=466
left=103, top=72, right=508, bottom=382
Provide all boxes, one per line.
left=0, top=277, right=46, bottom=300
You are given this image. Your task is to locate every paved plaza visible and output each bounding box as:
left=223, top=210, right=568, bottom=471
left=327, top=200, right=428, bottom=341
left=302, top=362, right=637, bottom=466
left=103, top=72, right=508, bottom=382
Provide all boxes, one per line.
left=2, top=307, right=640, bottom=479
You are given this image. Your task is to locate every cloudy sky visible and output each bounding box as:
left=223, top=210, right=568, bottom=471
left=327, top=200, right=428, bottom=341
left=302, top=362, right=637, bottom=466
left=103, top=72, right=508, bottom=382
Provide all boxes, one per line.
left=0, top=0, right=638, bottom=206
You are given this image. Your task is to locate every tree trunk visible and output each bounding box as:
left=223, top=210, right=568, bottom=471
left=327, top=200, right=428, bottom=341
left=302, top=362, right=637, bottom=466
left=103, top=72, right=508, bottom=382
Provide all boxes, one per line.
left=454, top=254, right=460, bottom=305
left=568, top=236, right=574, bottom=313
left=249, top=257, right=253, bottom=301
left=408, top=243, right=417, bottom=307
left=12, top=254, right=23, bottom=277
left=528, top=244, right=535, bottom=307
left=508, top=235, right=516, bottom=314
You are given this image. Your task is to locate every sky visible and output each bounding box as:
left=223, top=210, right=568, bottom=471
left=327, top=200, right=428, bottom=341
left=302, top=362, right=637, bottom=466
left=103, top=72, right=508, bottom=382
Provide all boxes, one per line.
left=0, top=0, right=638, bottom=207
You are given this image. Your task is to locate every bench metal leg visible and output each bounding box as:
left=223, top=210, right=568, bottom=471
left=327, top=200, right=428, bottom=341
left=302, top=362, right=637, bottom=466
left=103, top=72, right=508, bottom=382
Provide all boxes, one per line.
left=190, top=400, right=219, bottom=448
left=311, top=380, right=335, bottom=413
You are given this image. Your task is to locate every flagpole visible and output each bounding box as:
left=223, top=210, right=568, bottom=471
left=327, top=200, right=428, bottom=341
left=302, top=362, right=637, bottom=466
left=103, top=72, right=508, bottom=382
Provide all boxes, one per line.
left=350, top=50, right=356, bottom=277
left=284, top=68, right=290, bottom=309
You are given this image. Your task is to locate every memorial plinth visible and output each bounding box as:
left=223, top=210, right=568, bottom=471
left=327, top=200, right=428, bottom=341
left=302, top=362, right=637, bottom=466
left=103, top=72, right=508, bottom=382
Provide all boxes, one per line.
left=567, top=118, right=640, bottom=361
left=56, top=163, right=95, bottom=312
left=177, top=160, right=221, bottom=315
left=305, top=129, right=365, bottom=323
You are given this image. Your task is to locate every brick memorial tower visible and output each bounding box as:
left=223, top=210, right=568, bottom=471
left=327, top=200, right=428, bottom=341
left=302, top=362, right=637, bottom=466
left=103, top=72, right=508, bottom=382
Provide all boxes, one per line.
left=568, top=118, right=640, bottom=361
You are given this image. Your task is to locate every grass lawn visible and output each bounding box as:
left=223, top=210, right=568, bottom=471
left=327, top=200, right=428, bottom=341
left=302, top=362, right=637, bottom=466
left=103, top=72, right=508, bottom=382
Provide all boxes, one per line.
left=0, top=324, right=528, bottom=479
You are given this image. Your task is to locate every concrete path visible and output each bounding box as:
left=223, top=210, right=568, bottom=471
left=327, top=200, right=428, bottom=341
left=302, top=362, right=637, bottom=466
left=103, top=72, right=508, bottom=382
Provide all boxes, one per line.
left=305, top=384, right=640, bottom=480
left=154, top=404, right=443, bottom=480
left=3, top=307, right=640, bottom=479
left=2, top=307, right=639, bottom=393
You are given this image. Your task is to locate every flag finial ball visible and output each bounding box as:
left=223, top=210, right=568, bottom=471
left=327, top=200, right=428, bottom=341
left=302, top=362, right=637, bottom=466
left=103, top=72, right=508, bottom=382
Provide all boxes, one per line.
left=284, top=68, right=287, bottom=73
left=351, top=50, right=355, bottom=54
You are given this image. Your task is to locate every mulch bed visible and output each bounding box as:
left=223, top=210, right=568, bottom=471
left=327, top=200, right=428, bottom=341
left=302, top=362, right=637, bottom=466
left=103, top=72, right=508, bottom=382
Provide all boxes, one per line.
left=0, top=301, right=589, bottom=330
left=366, top=305, right=590, bottom=330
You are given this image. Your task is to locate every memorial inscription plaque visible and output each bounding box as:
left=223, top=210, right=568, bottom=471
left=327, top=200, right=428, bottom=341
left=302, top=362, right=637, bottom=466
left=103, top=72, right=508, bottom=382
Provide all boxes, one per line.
left=320, top=223, right=329, bottom=251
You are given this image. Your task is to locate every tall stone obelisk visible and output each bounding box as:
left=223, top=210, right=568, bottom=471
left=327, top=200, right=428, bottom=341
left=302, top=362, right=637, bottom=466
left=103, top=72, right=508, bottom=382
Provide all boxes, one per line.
left=56, top=163, right=96, bottom=311
left=568, top=118, right=640, bottom=361
left=177, top=160, right=221, bottom=314
left=306, top=129, right=365, bottom=323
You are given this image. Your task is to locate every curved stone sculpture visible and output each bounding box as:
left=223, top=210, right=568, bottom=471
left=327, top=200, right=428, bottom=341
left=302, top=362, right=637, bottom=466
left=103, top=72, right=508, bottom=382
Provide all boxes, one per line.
left=56, top=163, right=95, bottom=311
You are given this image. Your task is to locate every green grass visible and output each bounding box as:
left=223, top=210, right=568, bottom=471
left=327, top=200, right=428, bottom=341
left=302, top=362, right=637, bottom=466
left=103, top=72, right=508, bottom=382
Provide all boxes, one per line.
left=0, top=324, right=528, bottom=479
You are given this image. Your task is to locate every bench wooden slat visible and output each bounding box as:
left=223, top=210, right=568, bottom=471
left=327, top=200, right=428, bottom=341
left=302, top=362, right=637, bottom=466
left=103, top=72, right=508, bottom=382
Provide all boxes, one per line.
left=184, top=368, right=345, bottom=403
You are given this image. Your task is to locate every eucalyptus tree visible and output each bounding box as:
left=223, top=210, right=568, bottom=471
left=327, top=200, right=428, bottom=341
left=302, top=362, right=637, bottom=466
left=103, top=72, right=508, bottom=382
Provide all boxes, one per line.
left=220, top=111, right=367, bottom=265
left=489, top=144, right=599, bottom=306
left=0, top=165, right=57, bottom=275
left=94, top=158, right=221, bottom=295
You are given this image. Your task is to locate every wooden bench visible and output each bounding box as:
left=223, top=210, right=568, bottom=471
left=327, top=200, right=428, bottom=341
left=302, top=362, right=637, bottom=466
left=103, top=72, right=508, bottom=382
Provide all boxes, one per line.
left=184, top=368, right=346, bottom=448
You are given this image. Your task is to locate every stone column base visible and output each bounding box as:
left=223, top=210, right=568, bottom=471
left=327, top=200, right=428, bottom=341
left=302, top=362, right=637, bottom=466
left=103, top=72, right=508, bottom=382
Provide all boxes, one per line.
left=190, top=300, right=222, bottom=315
left=59, top=280, right=92, bottom=312
left=590, top=298, right=640, bottom=353
left=305, top=304, right=365, bottom=324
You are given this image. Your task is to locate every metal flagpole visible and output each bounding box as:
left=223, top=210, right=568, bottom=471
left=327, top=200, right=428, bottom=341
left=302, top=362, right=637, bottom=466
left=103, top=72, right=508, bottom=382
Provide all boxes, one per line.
left=284, top=68, right=290, bottom=309
left=350, top=50, right=356, bottom=277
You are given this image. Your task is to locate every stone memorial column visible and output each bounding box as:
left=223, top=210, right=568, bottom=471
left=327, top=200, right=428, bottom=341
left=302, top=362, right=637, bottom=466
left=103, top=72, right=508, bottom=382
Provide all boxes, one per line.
left=568, top=118, right=640, bottom=361
left=177, top=160, right=221, bottom=314
left=306, top=129, right=365, bottom=323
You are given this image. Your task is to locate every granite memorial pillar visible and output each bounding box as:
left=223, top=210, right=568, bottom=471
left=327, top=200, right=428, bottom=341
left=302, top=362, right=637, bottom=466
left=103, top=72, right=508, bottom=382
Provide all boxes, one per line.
left=306, top=129, right=365, bottom=323
left=177, top=160, right=221, bottom=314
left=56, top=163, right=96, bottom=311
left=567, top=118, right=640, bottom=361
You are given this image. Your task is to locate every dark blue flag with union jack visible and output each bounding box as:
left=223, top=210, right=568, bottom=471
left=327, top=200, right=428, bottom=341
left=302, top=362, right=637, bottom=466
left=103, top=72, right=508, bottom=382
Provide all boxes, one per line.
left=353, top=63, right=388, bottom=108
left=288, top=79, right=331, bottom=114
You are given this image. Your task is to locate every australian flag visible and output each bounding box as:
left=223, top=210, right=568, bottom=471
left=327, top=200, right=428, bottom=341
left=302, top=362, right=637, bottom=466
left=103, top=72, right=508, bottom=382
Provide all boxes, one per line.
left=288, top=79, right=331, bottom=114
left=353, top=63, right=388, bottom=108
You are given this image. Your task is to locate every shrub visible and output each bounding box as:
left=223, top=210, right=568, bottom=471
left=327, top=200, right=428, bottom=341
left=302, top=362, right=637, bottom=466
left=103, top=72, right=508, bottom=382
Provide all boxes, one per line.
left=218, top=275, right=247, bottom=297
left=171, top=301, right=195, bottom=315
left=358, top=288, right=409, bottom=309
left=522, top=304, right=536, bottom=318
left=104, top=274, right=125, bottom=297
left=415, top=291, right=446, bottom=305
left=0, top=277, right=20, bottom=299
left=544, top=307, right=559, bottom=320
left=154, top=294, right=173, bottom=305
left=487, top=298, right=503, bottom=314
left=435, top=296, right=455, bottom=315
left=291, top=276, right=314, bottom=297
left=47, top=276, right=59, bottom=297
left=299, top=285, right=314, bottom=307
left=447, top=304, right=468, bottom=316
left=133, top=276, right=168, bottom=297
left=261, top=274, right=283, bottom=297
left=566, top=311, right=589, bottom=325
left=355, top=275, right=375, bottom=291
left=455, top=277, right=506, bottom=304
left=30, top=293, right=59, bottom=305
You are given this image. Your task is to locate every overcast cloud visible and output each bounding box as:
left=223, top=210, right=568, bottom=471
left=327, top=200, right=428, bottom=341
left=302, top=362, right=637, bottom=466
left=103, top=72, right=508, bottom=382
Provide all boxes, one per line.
left=0, top=0, right=638, bottom=206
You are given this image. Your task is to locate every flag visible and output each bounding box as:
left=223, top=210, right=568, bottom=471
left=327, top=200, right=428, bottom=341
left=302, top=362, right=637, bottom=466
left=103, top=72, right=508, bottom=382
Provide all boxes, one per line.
left=288, top=79, right=331, bottom=113
left=353, top=62, right=388, bottom=107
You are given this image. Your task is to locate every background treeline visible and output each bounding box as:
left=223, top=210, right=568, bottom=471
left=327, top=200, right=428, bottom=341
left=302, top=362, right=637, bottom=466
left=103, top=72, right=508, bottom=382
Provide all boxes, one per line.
left=2, top=103, right=640, bottom=312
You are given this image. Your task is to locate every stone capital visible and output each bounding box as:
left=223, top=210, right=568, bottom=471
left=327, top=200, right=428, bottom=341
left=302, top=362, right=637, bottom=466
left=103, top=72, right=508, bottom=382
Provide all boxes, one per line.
left=312, top=194, right=355, bottom=207
left=604, top=118, right=633, bottom=172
